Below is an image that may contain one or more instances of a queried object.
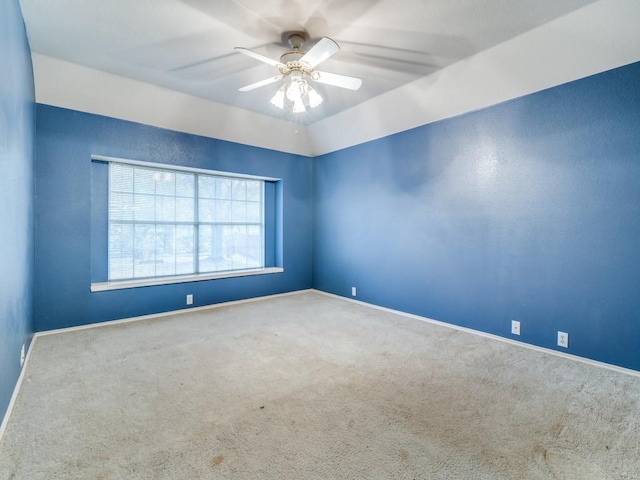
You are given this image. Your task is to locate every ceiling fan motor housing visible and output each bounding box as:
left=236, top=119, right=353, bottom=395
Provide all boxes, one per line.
left=279, top=32, right=316, bottom=79
left=280, top=32, right=308, bottom=66
left=287, top=33, right=306, bottom=49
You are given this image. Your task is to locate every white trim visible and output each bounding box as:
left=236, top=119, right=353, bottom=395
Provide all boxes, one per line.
left=312, top=290, right=640, bottom=378
left=91, top=155, right=281, bottom=182
left=38, top=289, right=313, bottom=337
left=4, top=288, right=637, bottom=443
left=0, top=338, right=36, bottom=444
left=91, top=267, right=284, bottom=292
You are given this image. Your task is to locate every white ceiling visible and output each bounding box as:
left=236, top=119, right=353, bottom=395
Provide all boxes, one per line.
left=18, top=0, right=640, bottom=157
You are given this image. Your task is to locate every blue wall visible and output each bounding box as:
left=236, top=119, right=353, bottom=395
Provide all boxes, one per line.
left=35, top=105, right=313, bottom=331
left=30, top=59, right=640, bottom=370
left=314, top=61, right=640, bottom=371
left=0, top=0, right=35, bottom=421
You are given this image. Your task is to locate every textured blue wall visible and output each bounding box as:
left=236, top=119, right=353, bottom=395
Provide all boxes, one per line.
left=314, top=61, right=640, bottom=371
left=30, top=61, right=640, bottom=370
left=35, top=105, right=313, bottom=331
left=0, top=0, right=35, bottom=421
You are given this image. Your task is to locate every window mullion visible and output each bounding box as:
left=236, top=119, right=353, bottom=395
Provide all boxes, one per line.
left=132, top=166, right=138, bottom=279
left=194, top=174, right=200, bottom=274
left=260, top=180, right=265, bottom=269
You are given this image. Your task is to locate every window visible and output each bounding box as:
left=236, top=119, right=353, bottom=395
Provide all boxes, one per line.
left=90, top=157, right=282, bottom=291
left=108, top=162, right=264, bottom=281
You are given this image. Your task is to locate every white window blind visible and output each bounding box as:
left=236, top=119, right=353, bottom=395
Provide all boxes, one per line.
left=108, top=162, right=264, bottom=281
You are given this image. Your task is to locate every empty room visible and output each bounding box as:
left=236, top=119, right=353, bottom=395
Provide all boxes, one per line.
left=1, top=0, right=640, bottom=478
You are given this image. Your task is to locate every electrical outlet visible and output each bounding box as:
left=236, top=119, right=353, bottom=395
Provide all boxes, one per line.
left=557, top=331, right=569, bottom=348
left=351, top=287, right=357, bottom=297
left=186, top=294, right=193, bottom=305
left=511, top=320, right=520, bottom=335
left=20, top=344, right=25, bottom=367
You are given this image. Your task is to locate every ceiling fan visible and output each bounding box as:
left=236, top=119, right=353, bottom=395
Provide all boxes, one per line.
left=235, top=32, right=362, bottom=113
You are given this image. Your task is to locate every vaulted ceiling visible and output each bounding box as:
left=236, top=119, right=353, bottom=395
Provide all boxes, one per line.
left=19, top=0, right=640, bottom=156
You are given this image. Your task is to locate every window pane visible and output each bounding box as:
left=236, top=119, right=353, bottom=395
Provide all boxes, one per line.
left=108, top=223, right=134, bottom=279
left=110, top=192, right=134, bottom=220
left=176, top=197, right=193, bottom=222
left=198, top=224, right=219, bottom=273
left=215, top=200, right=231, bottom=223
left=220, top=225, right=235, bottom=271
left=198, top=176, right=215, bottom=199
left=110, top=164, right=133, bottom=193
left=155, top=171, right=175, bottom=196
left=231, top=200, right=247, bottom=222
left=216, top=178, right=232, bottom=199
left=232, top=225, right=248, bottom=270
left=246, top=181, right=261, bottom=201
left=176, top=173, right=194, bottom=198
left=135, top=168, right=155, bottom=194
left=198, top=198, right=215, bottom=222
left=232, top=179, right=247, bottom=200
left=133, top=224, right=156, bottom=278
left=133, top=194, right=154, bottom=222
left=176, top=225, right=195, bottom=274
left=156, top=196, right=176, bottom=222
left=247, top=201, right=261, bottom=223
left=155, top=224, right=176, bottom=277
left=206, top=224, right=266, bottom=271
left=246, top=224, right=263, bottom=268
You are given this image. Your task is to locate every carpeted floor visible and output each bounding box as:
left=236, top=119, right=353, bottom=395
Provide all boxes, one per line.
left=1, top=290, right=639, bottom=479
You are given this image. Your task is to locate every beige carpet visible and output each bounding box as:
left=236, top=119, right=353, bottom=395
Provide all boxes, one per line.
left=1, top=290, right=639, bottom=479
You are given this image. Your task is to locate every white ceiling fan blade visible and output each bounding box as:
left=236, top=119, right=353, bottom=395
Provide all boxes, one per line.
left=314, top=71, right=362, bottom=90
left=239, top=75, right=284, bottom=92
left=234, top=47, right=283, bottom=67
left=301, top=37, right=340, bottom=68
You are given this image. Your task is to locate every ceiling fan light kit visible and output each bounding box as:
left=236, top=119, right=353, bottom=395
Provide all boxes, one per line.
left=235, top=32, right=362, bottom=114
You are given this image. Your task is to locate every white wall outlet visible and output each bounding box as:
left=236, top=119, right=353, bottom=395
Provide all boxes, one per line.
left=351, top=287, right=357, bottom=297
left=186, top=294, right=193, bottom=305
left=557, top=331, right=569, bottom=348
left=20, top=344, right=25, bottom=367
left=511, top=320, right=521, bottom=335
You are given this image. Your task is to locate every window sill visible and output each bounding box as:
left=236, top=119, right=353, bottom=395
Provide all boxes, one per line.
left=90, top=267, right=284, bottom=292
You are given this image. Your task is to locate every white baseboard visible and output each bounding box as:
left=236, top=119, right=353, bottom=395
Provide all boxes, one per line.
left=36, top=289, right=315, bottom=337
left=0, top=288, right=313, bottom=443
left=0, top=338, right=36, bottom=443
left=313, top=289, right=640, bottom=379
left=4, top=287, right=637, bottom=444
